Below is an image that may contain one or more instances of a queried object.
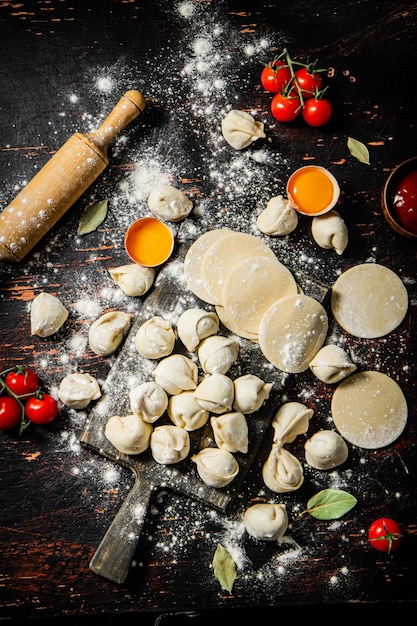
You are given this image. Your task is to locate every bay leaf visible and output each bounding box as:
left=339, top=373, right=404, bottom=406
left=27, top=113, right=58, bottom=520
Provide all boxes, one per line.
left=77, top=199, right=108, bottom=235
left=306, top=488, right=357, bottom=520
left=347, top=137, right=370, bottom=165
left=212, top=543, right=236, bottom=593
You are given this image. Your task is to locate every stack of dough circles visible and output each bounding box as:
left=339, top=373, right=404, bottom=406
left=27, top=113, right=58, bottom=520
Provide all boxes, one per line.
left=331, top=371, right=408, bottom=449
left=330, top=263, right=408, bottom=339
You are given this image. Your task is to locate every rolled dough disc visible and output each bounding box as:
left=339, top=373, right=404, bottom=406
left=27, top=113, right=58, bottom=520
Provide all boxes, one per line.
left=331, top=263, right=408, bottom=338
left=183, top=229, right=232, bottom=302
left=215, top=305, right=259, bottom=341
left=331, top=370, right=408, bottom=449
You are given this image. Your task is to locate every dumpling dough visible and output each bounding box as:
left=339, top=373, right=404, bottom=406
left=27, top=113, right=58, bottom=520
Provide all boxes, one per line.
left=193, top=373, right=234, bottom=414
left=135, top=316, right=176, bottom=359
left=129, top=381, right=168, bottom=423
left=147, top=184, right=193, bottom=222
left=244, top=503, right=288, bottom=542
left=330, top=263, right=408, bottom=339
left=197, top=335, right=239, bottom=375
left=108, top=263, right=155, bottom=297
left=233, top=374, right=273, bottom=414
left=167, top=391, right=209, bottom=431
left=305, top=430, right=349, bottom=469
left=153, top=354, right=198, bottom=395
left=88, top=311, right=131, bottom=356
left=177, top=308, right=219, bottom=352
left=58, top=372, right=101, bottom=409
left=150, top=424, right=190, bottom=464
left=272, top=401, right=313, bottom=446
left=211, top=411, right=248, bottom=454
left=257, top=195, right=298, bottom=236
left=309, top=344, right=356, bottom=384
left=311, top=210, right=348, bottom=255
left=30, top=292, right=68, bottom=337
left=105, top=414, right=152, bottom=455
left=192, top=447, right=239, bottom=487
left=221, top=109, right=266, bottom=150
left=262, top=444, right=304, bottom=493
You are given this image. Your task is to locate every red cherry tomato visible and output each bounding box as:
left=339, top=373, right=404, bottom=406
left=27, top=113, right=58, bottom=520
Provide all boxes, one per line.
left=295, top=66, right=323, bottom=98
left=368, top=518, right=402, bottom=554
left=302, top=96, right=333, bottom=127
left=0, top=396, right=22, bottom=430
left=261, top=60, right=291, bottom=93
left=5, top=367, right=39, bottom=398
left=270, top=91, right=301, bottom=122
left=25, top=393, right=58, bottom=425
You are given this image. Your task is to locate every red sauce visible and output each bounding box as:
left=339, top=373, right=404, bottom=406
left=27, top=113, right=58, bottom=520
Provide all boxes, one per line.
left=393, top=169, right=417, bottom=235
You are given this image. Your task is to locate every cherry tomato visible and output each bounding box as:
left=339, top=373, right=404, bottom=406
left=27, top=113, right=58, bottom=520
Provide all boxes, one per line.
left=270, top=91, right=301, bottom=122
left=0, top=396, right=22, bottom=430
left=25, top=393, right=58, bottom=425
left=261, top=60, right=291, bottom=93
left=5, top=367, right=39, bottom=398
left=302, top=96, right=333, bottom=127
left=368, top=518, right=402, bottom=554
left=295, top=66, right=323, bottom=98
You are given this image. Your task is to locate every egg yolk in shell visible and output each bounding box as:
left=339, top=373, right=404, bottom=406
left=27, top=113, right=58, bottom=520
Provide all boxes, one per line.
left=125, top=216, right=174, bottom=267
left=287, top=166, right=336, bottom=215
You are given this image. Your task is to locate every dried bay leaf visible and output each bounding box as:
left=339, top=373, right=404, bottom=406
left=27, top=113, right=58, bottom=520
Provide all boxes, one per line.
left=306, top=488, right=357, bottom=520
left=77, top=199, right=108, bottom=235
left=212, top=543, right=236, bottom=593
left=347, top=137, right=370, bottom=165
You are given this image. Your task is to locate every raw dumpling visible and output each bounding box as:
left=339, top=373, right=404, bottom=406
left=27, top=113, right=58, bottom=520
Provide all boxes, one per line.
left=244, top=503, right=288, bottom=542
left=167, top=391, right=210, bottom=431
left=192, top=447, right=239, bottom=487
left=104, top=414, right=152, bottom=455
left=135, top=316, right=176, bottom=359
left=150, top=424, right=190, bottom=464
left=58, top=372, right=101, bottom=409
left=197, top=335, right=239, bottom=375
left=304, top=430, right=349, bottom=469
left=309, top=344, right=357, bottom=384
left=153, top=354, right=198, bottom=395
left=128, top=381, right=168, bottom=423
left=221, top=109, right=266, bottom=150
left=88, top=311, right=131, bottom=356
left=262, top=444, right=304, bottom=493
left=193, top=373, right=234, bottom=414
left=211, top=411, right=248, bottom=454
left=177, top=308, right=219, bottom=352
left=147, top=184, right=193, bottom=222
left=30, top=292, right=68, bottom=337
left=256, top=195, right=298, bottom=236
left=108, top=263, right=155, bottom=297
left=233, top=374, right=273, bottom=414
left=311, top=210, right=348, bottom=255
left=272, top=401, right=313, bottom=446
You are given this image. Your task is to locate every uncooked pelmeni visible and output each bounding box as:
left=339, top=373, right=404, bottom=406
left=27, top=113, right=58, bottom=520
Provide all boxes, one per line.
left=271, top=401, right=313, bottom=446
left=147, top=184, right=193, bottom=222
left=88, top=311, right=131, bottom=356
left=58, top=372, right=101, bottom=409
left=176, top=308, right=219, bottom=352
left=221, top=109, right=266, bottom=150
left=210, top=411, right=249, bottom=454
left=192, top=447, right=239, bottom=487
left=167, top=391, right=209, bottom=431
left=232, top=374, right=273, bottom=414
left=244, top=503, right=288, bottom=542
left=304, top=430, right=349, bottom=469
left=197, top=335, right=239, bottom=375
left=256, top=195, right=298, bottom=236
left=152, top=354, right=198, bottom=395
left=309, top=344, right=357, bottom=384
left=128, top=381, right=168, bottom=423
left=134, top=316, right=176, bottom=359
left=30, top=292, right=69, bottom=337
left=150, top=424, right=190, bottom=464
left=311, top=210, right=348, bottom=255
left=262, top=444, right=304, bottom=493
left=105, top=414, right=152, bottom=455
left=108, top=263, right=155, bottom=297
left=193, top=373, right=234, bottom=414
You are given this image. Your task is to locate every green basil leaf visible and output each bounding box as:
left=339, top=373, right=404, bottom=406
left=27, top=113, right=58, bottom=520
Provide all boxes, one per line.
left=347, top=137, right=370, bottom=165
left=212, top=543, right=236, bottom=593
left=77, top=199, right=108, bottom=235
left=306, top=488, right=357, bottom=520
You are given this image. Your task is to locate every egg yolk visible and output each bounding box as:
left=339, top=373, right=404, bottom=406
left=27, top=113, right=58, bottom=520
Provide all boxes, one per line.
left=125, top=217, right=174, bottom=266
left=288, top=167, right=335, bottom=215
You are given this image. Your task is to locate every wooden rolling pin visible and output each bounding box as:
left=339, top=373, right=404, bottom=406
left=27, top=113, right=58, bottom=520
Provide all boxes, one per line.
left=0, top=90, right=146, bottom=262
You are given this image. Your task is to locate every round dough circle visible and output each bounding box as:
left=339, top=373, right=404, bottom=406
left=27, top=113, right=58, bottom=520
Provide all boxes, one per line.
left=331, top=263, right=408, bottom=338
left=183, top=229, right=232, bottom=302
left=331, top=371, right=407, bottom=449
left=215, top=304, right=259, bottom=341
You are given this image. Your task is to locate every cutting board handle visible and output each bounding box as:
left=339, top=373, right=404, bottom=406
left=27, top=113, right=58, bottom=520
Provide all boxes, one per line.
left=89, top=475, right=153, bottom=584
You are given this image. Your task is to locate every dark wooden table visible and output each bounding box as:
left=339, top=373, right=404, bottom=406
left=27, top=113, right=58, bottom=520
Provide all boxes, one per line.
left=1, top=1, right=417, bottom=623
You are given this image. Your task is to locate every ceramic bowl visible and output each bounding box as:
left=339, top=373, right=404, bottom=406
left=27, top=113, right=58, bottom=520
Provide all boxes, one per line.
left=381, top=156, right=417, bottom=239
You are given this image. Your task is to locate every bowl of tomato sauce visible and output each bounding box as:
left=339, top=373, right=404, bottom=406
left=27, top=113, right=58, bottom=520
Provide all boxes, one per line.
left=382, top=156, right=417, bottom=239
